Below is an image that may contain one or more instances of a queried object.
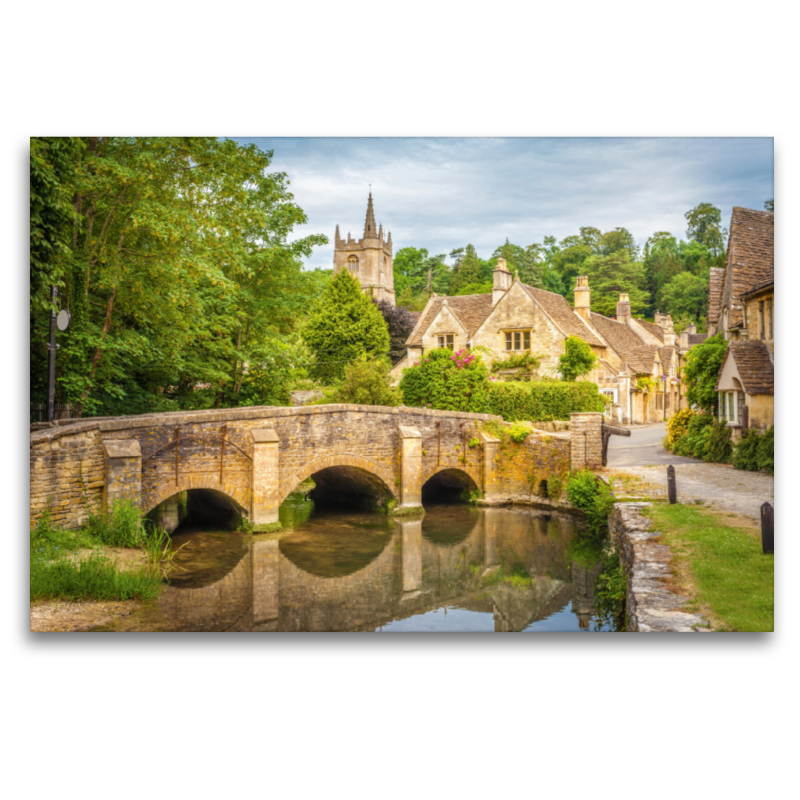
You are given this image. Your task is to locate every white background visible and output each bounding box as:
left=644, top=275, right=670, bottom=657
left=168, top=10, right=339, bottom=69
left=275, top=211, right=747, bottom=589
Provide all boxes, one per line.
left=3, top=3, right=796, bottom=799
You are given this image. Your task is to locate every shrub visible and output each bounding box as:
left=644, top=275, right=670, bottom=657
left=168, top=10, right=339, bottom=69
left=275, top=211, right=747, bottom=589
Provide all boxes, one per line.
left=566, top=470, right=615, bottom=542
left=323, top=354, right=402, bottom=406
left=84, top=499, right=148, bottom=548
left=682, top=413, right=715, bottom=459
left=665, top=408, right=693, bottom=450
left=757, top=426, right=774, bottom=474
left=490, top=351, right=541, bottom=374
left=733, top=428, right=761, bottom=472
left=558, top=336, right=598, bottom=381
left=486, top=380, right=606, bottom=422
left=704, top=419, right=733, bottom=464
left=374, top=300, right=418, bottom=365
left=682, top=333, right=728, bottom=412
left=400, top=348, right=490, bottom=413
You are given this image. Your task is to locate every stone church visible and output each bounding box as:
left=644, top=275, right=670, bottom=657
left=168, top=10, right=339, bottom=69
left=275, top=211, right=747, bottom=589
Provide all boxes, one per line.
left=333, top=193, right=396, bottom=305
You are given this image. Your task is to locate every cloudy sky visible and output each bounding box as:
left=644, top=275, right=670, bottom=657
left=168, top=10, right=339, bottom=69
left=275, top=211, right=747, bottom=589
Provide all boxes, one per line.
left=234, top=137, right=773, bottom=271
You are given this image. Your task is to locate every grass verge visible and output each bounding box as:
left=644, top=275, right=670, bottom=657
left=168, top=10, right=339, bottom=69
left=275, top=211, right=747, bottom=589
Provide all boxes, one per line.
left=643, top=503, right=773, bottom=632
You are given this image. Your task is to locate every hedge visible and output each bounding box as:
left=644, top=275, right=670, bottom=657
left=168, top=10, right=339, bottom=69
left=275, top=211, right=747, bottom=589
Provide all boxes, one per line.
left=486, top=380, right=607, bottom=422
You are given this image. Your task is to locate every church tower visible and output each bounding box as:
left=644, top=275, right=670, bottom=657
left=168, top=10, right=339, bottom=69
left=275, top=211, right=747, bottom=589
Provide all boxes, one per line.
left=333, top=192, right=395, bottom=306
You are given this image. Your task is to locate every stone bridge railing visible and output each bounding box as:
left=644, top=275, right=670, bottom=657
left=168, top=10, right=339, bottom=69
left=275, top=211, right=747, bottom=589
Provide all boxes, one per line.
left=29, top=405, right=603, bottom=531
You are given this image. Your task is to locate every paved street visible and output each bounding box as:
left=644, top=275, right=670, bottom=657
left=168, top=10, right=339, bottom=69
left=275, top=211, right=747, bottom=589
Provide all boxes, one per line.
left=606, top=422, right=773, bottom=522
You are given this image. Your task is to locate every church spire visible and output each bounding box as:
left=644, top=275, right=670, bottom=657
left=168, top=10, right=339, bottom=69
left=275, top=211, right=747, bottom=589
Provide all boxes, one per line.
left=363, top=191, right=377, bottom=238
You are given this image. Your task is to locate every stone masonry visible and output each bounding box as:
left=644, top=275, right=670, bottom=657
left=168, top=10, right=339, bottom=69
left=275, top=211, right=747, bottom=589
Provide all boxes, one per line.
left=30, top=404, right=604, bottom=531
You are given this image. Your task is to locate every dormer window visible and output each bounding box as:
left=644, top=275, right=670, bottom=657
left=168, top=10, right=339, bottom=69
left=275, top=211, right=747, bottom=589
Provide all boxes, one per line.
left=437, top=334, right=454, bottom=349
left=505, top=330, right=531, bottom=351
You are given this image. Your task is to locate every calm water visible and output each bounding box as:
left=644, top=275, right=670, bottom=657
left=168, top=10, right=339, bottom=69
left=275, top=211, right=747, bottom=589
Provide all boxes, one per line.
left=96, top=496, right=615, bottom=633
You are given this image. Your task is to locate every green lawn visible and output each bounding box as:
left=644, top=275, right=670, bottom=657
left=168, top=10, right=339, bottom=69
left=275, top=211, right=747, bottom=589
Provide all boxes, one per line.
left=643, top=504, right=773, bottom=632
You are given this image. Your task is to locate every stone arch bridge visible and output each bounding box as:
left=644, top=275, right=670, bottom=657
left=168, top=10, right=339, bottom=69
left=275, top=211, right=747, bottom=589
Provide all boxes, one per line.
left=30, top=404, right=601, bottom=531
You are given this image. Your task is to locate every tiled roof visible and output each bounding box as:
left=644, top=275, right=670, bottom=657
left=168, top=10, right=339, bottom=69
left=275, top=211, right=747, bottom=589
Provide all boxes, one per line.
left=588, top=312, right=651, bottom=368
left=739, top=278, right=774, bottom=299
left=688, top=333, right=708, bottom=346
left=707, top=267, right=725, bottom=331
left=522, top=284, right=605, bottom=347
left=405, top=294, right=493, bottom=346
left=627, top=345, right=658, bottom=374
left=635, top=318, right=665, bottom=343
left=716, top=340, right=774, bottom=395
left=657, top=346, right=676, bottom=371
left=722, top=207, right=774, bottom=328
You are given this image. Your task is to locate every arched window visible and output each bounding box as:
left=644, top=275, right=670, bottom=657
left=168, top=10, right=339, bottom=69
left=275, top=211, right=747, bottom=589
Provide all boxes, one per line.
left=347, top=255, right=359, bottom=274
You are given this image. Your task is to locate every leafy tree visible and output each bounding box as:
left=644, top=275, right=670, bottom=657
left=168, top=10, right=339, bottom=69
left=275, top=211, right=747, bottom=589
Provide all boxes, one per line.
left=492, top=239, right=525, bottom=274
left=237, top=334, right=312, bottom=407
left=682, top=333, right=727, bottom=412
left=584, top=252, right=649, bottom=317
left=685, top=202, right=727, bottom=257
left=553, top=239, right=592, bottom=299
left=659, top=272, right=708, bottom=324
left=393, top=247, right=429, bottom=296
left=558, top=336, right=598, bottom=381
left=304, top=269, right=390, bottom=383
left=579, top=226, right=603, bottom=252
left=375, top=299, right=417, bottom=364
left=764, top=199, right=774, bottom=213
left=324, top=354, right=401, bottom=406
left=448, top=244, right=483, bottom=295
left=599, top=227, right=639, bottom=260
left=454, top=281, right=492, bottom=296
left=542, top=266, right=566, bottom=296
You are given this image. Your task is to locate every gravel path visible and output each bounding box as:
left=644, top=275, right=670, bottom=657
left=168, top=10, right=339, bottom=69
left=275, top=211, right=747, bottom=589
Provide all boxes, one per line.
left=607, top=463, right=773, bottom=521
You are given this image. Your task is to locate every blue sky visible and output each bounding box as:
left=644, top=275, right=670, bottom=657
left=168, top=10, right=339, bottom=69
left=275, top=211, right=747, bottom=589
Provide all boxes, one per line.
left=234, top=137, right=773, bottom=271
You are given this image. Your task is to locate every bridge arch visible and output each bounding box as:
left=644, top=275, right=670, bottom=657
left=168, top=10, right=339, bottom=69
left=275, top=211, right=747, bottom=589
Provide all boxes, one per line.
left=142, top=478, right=250, bottom=519
left=279, top=454, right=397, bottom=506
left=421, top=466, right=480, bottom=504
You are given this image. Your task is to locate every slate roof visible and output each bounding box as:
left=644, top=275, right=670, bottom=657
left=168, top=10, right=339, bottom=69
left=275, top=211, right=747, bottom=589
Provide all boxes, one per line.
left=739, top=278, right=774, bottom=299
left=588, top=312, right=652, bottom=369
left=715, top=340, right=774, bottom=395
left=627, top=345, right=658, bottom=374
left=688, top=333, right=708, bottom=346
left=657, top=346, right=676, bottom=372
left=405, top=294, right=493, bottom=346
left=707, top=267, right=725, bottom=331
left=634, top=318, right=665, bottom=343
left=522, top=284, right=604, bottom=347
left=721, top=207, right=774, bottom=328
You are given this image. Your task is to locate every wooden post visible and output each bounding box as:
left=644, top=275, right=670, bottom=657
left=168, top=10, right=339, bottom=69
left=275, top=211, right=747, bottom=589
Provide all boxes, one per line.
left=667, top=465, right=677, bottom=504
left=742, top=405, right=749, bottom=432
left=601, top=430, right=611, bottom=467
left=761, top=502, right=774, bottom=554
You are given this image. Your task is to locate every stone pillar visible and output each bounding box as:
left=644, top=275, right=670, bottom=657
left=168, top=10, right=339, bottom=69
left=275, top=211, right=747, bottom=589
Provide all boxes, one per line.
left=397, top=425, right=423, bottom=511
left=570, top=412, right=604, bottom=471
left=103, top=439, right=142, bottom=507
left=251, top=429, right=281, bottom=531
left=480, top=431, right=503, bottom=503
left=400, top=518, right=422, bottom=593
left=252, top=538, right=280, bottom=630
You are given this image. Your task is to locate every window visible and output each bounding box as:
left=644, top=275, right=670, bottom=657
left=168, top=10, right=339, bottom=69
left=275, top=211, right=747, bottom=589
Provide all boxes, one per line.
left=437, top=334, right=454, bottom=349
left=738, top=392, right=744, bottom=424
left=759, top=301, right=765, bottom=339
left=504, top=330, right=531, bottom=351
left=347, top=255, right=359, bottom=274
left=768, top=298, right=773, bottom=339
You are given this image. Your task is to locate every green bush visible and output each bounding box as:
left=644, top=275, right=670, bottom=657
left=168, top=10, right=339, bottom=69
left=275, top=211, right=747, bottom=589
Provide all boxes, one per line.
left=757, top=426, right=774, bottom=474
left=558, top=336, right=598, bottom=381
left=704, top=419, right=733, bottom=464
left=399, top=348, right=491, bottom=413
left=733, top=428, right=761, bottom=471
left=486, top=380, right=606, bottom=422
left=566, top=470, right=615, bottom=542
left=323, top=354, right=401, bottom=406
left=84, top=499, right=148, bottom=548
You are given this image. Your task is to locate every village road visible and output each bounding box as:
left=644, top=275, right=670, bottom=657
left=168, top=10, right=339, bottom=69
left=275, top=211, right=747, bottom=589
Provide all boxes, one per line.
left=606, top=423, right=773, bottom=521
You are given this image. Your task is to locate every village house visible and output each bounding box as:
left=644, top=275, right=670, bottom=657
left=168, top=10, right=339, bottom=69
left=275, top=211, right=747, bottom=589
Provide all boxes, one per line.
left=392, top=260, right=694, bottom=424
left=707, top=206, right=774, bottom=430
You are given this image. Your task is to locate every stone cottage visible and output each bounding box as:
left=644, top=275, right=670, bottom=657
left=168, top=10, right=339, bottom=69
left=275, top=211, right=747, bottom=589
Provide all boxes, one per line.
left=392, top=261, right=693, bottom=424
left=707, top=206, right=774, bottom=429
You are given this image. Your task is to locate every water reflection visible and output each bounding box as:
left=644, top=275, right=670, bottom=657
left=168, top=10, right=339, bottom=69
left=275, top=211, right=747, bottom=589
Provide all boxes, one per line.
left=96, top=497, right=614, bottom=633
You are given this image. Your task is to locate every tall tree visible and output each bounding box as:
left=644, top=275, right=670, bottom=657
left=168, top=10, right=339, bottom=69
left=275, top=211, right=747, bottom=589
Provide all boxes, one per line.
left=764, top=199, right=774, bottom=212
left=448, top=244, right=483, bottom=295
left=599, top=227, right=639, bottom=260
left=685, top=202, right=727, bottom=257
left=585, top=252, right=649, bottom=317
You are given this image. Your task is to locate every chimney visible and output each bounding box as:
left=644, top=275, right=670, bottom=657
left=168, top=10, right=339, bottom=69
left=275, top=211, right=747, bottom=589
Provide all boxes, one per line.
left=616, top=292, right=631, bottom=323
left=663, top=314, right=676, bottom=346
left=679, top=328, right=689, bottom=350
left=574, top=275, right=590, bottom=321
left=688, top=322, right=696, bottom=335
left=492, top=257, right=513, bottom=306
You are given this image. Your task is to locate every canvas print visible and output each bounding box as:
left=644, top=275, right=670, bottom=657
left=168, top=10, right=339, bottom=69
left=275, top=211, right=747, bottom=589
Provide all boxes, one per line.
left=29, top=137, right=774, bottom=632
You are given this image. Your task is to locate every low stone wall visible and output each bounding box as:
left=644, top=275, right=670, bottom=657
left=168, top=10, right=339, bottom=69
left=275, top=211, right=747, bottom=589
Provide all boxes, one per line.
left=609, top=502, right=707, bottom=632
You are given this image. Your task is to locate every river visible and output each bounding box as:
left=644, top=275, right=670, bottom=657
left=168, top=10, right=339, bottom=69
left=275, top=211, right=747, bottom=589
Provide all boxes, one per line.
left=95, top=494, right=618, bottom=632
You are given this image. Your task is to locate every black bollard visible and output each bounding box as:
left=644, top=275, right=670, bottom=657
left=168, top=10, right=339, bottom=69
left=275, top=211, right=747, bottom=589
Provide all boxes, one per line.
left=761, top=502, right=774, bottom=554
left=667, top=465, right=677, bottom=504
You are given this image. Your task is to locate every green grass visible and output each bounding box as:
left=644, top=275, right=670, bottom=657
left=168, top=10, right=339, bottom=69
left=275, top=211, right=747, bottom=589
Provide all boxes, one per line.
left=643, top=504, right=773, bottom=632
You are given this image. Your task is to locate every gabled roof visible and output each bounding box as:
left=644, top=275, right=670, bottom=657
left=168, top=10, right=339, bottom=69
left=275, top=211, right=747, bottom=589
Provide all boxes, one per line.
left=521, top=284, right=604, bottom=347
left=657, top=346, right=676, bottom=371
left=589, top=312, right=651, bottom=367
left=627, top=345, right=658, bottom=374
left=715, top=340, right=774, bottom=395
left=688, top=333, right=708, bottom=346
left=722, top=207, right=774, bottom=328
left=739, top=278, right=774, bottom=299
left=707, top=267, right=725, bottom=330
left=634, top=318, right=665, bottom=343
left=405, top=294, right=493, bottom=346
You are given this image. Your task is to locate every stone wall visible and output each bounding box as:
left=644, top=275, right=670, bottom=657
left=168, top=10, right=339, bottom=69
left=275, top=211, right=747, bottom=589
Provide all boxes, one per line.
left=569, top=412, right=603, bottom=470
left=609, top=502, right=706, bottom=632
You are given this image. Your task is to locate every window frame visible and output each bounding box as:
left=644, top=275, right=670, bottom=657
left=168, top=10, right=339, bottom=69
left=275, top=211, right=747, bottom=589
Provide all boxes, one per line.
left=437, top=333, right=454, bottom=350
left=503, top=329, right=532, bottom=352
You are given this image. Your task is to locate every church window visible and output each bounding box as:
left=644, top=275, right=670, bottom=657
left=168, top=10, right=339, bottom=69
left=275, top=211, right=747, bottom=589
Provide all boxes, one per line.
left=347, top=255, right=359, bottom=274
left=437, top=334, right=454, bottom=349
left=505, top=330, right=531, bottom=351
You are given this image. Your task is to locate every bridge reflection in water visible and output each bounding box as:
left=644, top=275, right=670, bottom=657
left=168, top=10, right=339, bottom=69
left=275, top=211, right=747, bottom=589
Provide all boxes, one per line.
left=99, top=500, right=608, bottom=633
